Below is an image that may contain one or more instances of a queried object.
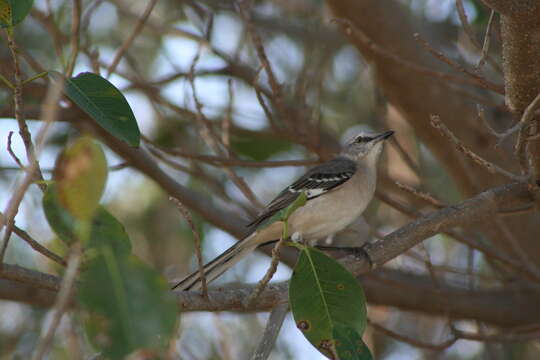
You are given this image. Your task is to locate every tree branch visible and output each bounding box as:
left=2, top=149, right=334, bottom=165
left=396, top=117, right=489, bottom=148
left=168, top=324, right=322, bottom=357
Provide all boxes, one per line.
left=1, top=181, right=537, bottom=326
left=3, top=263, right=540, bottom=327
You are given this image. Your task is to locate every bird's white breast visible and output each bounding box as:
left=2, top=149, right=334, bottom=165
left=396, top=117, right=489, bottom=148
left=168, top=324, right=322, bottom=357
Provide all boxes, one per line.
left=287, top=167, right=376, bottom=241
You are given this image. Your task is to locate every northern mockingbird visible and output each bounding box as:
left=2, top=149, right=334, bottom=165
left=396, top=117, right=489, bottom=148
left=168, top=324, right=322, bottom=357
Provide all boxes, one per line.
left=173, top=130, right=394, bottom=291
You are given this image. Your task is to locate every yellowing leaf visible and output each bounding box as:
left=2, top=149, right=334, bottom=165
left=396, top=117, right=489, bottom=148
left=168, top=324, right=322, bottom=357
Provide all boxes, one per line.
left=0, top=0, right=34, bottom=28
left=54, top=136, right=108, bottom=220
left=0, top=0, right=11, bottom=26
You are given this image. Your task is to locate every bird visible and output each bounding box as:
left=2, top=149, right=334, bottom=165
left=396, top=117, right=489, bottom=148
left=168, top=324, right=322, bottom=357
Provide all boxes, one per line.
left=172, top=130, right=394, bottom=291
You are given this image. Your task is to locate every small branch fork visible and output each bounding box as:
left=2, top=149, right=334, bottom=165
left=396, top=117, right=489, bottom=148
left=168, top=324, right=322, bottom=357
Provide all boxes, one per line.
left=187, top=47, right=263, bottom=210
left=330, top=18, right=501, bottom=95
left=0, top=211, right=66, bottom=267
left=454, top=0, right=501, bottom=74
left=245, top=233, right=286, bottom=307
left=430, top=115, right=525, bottom=182
left=237, top=0, right=287, bottom=131
left=498, top=92, right=540, bottom=147
left=413, top=33, right=505, bottom=95
left=1, top=76, right=64, bottom=264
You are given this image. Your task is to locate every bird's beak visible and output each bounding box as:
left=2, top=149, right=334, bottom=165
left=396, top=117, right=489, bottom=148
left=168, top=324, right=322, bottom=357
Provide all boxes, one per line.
left=373, top=130, right=394, bottom=142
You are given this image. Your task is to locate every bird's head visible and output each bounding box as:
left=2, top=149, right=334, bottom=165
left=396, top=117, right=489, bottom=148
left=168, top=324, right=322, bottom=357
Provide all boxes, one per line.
left=341, top=130, right=394, bottom=164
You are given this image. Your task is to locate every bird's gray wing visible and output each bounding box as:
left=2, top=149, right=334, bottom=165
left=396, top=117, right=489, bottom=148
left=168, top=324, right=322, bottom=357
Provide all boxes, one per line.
left=247, top=157, right=357, bottom=229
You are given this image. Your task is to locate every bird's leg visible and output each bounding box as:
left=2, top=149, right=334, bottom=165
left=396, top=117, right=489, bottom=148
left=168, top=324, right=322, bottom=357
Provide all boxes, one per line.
left=291, top=231, right=305, bottom=244
left=324, top=233, right=335, bottom=245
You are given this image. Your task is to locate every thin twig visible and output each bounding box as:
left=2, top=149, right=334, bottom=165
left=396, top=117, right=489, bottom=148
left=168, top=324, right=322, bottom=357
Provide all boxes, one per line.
left=31, top=243, right=82, bottom=360
left=7, top=131, right=24, bottom=169
left=146, top=143, right=318, bottom=168
left=81, top=0, right=106, bottom=34
left=375, top=190, right=540, bottom=283
left=331, top=18, right=502, bottom=94
left=223, top=79, right=233, bottom=152
left=250, top=303, right=289, bottom=360
left=477, top=10, right=496, bottom=70
left=22, top=71, right=49, bottom=86
left=525, top=119, right=540, bottom=182
left=404, top=249, right=498, bottom=281
left=477, top=104, right=504, bottom=139
left=499, top=91, right=540, bottom=145
left=369, top=319, right=457, bottom=351
left=146, top=145, right=255, bottom=215
left=0, top=214, right=67, bottom=266
left=30, top=8, right=67, bottom=65
left=0, top=72, right=14, bottom=89
left=394, top=181, right=445, bottom=208
left=238, top=0, right=287, bottom=128
left=1, top=30, right=49, bottom=263
left=65, top=0, right=82, bottom=77
left=106, top=0, right=158, bottom=78
left=0, top=73, right=65, bottom=263
left=188, top=47, right=263, bottom=209
left=452, top=327, right=540, bottom=343
left=414, top=33, right=504, bottom=94
left=430, top=115, right=525, bottom=181
left=371, top=318, right=540, bottom=349
left=388, top=136, right=421, bottom=179
left=170, top=197, right=208, bottom=298
left=6, top=31, right=44, bottom=186
left=455, top=0, right=502, bottom=74
left=252, top=65, right=280, bottom=131
left=246, top=233, right=287, bottom=307
left=512, top=92, right=540, bottom=180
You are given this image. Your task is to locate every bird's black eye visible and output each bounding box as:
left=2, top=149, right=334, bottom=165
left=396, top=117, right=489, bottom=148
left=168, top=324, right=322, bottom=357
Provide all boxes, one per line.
left=355, top=136, right=372, bottom=143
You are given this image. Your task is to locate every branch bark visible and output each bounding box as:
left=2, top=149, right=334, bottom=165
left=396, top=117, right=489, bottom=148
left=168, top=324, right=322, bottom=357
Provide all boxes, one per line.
left=3, top=263, right=540, bottom=327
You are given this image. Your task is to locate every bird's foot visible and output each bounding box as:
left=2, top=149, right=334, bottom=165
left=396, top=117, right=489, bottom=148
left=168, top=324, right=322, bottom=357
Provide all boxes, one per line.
left=291, top=231, right=304, bottom=244
left=324, top=233, right=335, bottom=245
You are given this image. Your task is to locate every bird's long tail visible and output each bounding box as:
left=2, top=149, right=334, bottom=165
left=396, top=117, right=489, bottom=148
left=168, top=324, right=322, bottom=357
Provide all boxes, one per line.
left=172, top=232, right=260, bottom=291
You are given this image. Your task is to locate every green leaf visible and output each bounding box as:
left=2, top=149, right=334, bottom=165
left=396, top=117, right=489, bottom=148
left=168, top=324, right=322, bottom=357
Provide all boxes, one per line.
left=282, top=191, right=308, bottom=221
left=289, top=247, right=367, bottom=359
left=333, top=324, right=373, bottom=360
left=258, top=192, right=307, bottom=232
left=43, top=185, right=131, bottom=255
left=0, top=0, right=33, bottom=27
left=86, top=207, right=132, bottom=256
left=51, top=71, right=140, bottom=146
left=8, top=0, right=32, bottom=25
left=79, top=251, right=178, bottom=358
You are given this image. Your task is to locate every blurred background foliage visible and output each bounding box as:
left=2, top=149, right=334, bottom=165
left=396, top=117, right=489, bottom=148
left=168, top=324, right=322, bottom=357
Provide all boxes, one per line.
left=2, top=0, right=537, bottom=359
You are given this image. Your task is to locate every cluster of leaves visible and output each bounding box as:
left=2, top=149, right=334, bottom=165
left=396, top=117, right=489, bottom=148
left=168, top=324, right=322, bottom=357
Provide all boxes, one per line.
left=42, top=72, right=177, bottom=358
left=25, top=26, right=175, bottom=355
